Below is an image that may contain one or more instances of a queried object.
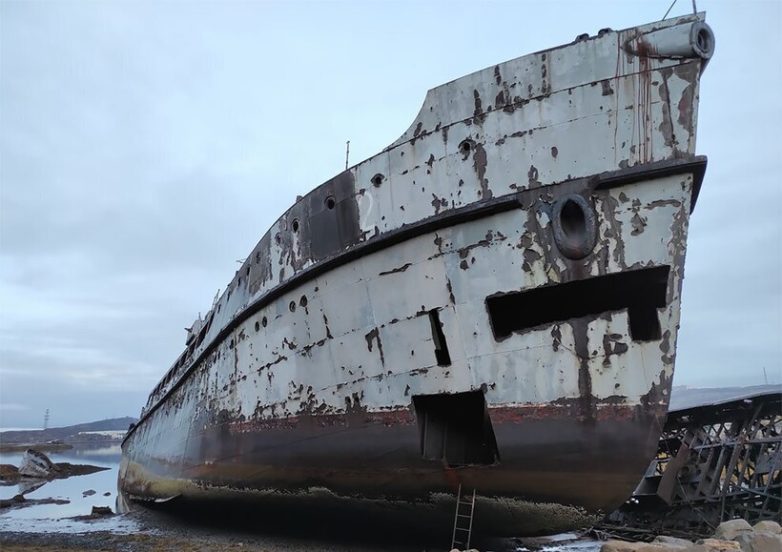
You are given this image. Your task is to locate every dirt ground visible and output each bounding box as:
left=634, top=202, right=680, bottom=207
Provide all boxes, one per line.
left=0, top=529, right=570, bottom=552
left=1, top=531, right=232, bottom=552
left=0, top=504, right=437, bottom=552
left=0, top=531, right=355, bottom=552
left=0, top=489, right=596, bottom=551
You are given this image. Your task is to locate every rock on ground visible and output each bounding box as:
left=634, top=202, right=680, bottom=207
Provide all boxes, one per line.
left=602, top=538, right=742, bottom=552
left=90, top=506, right=112, bottom=516
left=653, top=536, right=694, bottom=549
left=601, top=518, right=782, bottom=552
left=690, top=538, right=742, bottom=552
left=713, top=520, right=754, bottom=541
left=0, top=463, right=19, bottom=479
left=733, top=531, right=782, bottom=552
left=752, top=521, right=781, bottom=535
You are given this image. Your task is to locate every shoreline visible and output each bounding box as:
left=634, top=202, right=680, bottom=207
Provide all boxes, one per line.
left=0, top=443, right=74, bottom=453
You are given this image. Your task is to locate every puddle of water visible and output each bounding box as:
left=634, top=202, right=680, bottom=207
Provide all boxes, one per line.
left=0, top=444, right=139, bottom=533
left=0, top=512, right=140, bottom=534
left=539, top=540, right=601, bottom=552
left=514, top=533, right=602, bottom=552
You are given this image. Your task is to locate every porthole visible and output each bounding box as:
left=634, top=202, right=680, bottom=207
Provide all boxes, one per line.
left=458, top=139, right=474, bottom=158
left=325, top=196, right=336, bottom=210
left=560, top=199, right=586, bottom=239
left=551, top=193, right=598, bottom=260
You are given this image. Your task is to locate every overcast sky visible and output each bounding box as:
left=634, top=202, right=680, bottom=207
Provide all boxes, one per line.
left=1, top=1, right=780, bottom=429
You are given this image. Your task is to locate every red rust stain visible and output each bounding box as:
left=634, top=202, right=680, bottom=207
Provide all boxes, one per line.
left=227, top=408, right=418, bottom=433
left=487, top=402, right=645, bottom=424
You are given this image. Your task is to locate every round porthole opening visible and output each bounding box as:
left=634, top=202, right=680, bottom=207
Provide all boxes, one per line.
left=458, top=139, right=474, bottom=157
left=560, top=199, right=587, bottom=240
left=551, top=193, right=598, bottom=260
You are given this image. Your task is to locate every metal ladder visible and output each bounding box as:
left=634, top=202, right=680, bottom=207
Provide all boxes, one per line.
left=450, top=484, right=476, bottom=550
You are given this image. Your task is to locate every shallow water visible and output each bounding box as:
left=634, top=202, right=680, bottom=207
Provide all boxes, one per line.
left=0, top=444, right=139, bottom=533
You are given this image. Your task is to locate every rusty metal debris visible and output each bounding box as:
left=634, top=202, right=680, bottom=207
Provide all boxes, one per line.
left=599, top=391, right=782, bottom=540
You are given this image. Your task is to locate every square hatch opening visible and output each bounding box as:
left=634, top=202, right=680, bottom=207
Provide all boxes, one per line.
left=412, top=391, right=499, bottom=467
left=486, top=265, right=670, bottom=342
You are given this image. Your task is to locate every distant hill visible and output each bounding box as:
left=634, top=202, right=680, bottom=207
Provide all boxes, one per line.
left=0, top=417, right=137, bottom=444
left=669, top=384, right=781, bottom=411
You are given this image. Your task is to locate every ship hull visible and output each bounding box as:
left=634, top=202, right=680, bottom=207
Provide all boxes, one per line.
left=121, top=13, right=713, bottom=535
left=121, top=405, right=660, bottom=504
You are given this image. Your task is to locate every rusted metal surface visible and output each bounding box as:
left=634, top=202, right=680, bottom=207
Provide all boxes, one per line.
left=120, top=13, right=714, bottom=535
left=599, top=391, right=781, bottom=540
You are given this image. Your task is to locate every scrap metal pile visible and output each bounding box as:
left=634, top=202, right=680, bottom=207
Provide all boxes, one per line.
left=599, top=392, right=781, bottom=539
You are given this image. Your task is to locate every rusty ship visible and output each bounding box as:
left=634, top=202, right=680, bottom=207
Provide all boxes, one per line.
left=120, top=13, right=715, bottom=534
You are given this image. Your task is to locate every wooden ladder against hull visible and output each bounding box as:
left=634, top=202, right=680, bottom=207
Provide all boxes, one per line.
left=451, top=484, right=476, bottom=550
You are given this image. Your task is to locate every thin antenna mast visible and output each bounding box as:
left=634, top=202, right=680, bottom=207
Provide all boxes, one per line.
left=662, top=0, right=678, bottom=20
left=345, top=140, right=350, bottom=170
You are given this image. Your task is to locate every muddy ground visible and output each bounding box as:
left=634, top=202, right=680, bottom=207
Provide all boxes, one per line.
left=0, top=505, right=412, bottom=551
left=0, top=531, right=259, bottom=552
left=0, top=531, right=413, bottom=552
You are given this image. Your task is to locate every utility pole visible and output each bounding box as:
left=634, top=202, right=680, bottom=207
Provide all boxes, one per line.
left=43, top=408, right=50, bottom=430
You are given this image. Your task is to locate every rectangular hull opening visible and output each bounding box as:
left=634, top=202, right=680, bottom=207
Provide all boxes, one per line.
left=428, top=309, right=452, bottom=366
left=412, top=391, right=499, bottom=467
left=486, top=265, right=670, bottom=341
